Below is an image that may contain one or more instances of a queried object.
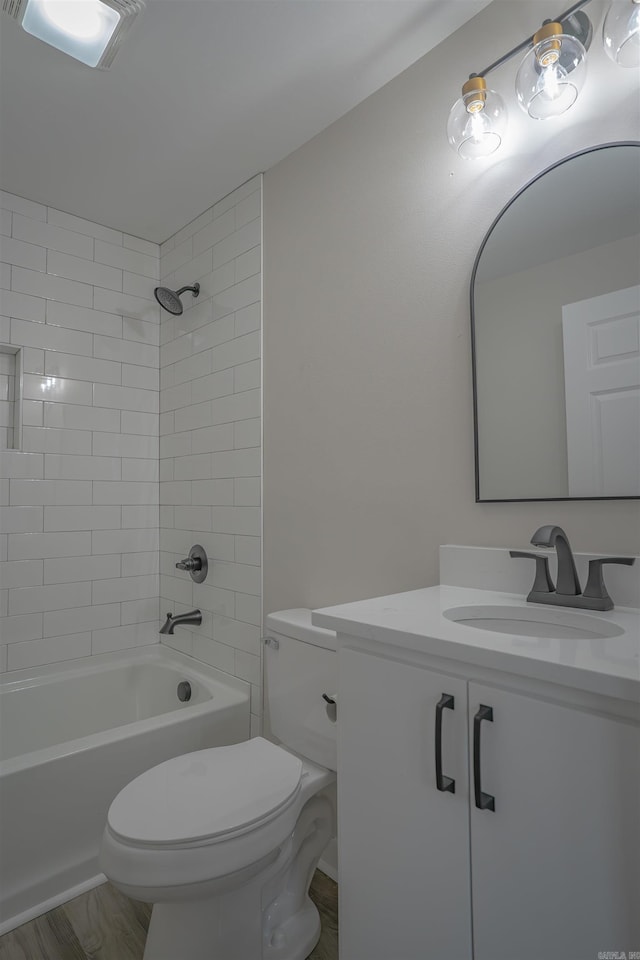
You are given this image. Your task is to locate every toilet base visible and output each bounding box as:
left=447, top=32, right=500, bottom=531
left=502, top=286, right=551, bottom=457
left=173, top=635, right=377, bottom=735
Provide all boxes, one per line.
left=142, top=894, right=320, bottom=960
left=143, top=890, right=262, bottom=960
left=263, top=897, right=320, bottom=960
left=140, top=794, right=333, bottom=960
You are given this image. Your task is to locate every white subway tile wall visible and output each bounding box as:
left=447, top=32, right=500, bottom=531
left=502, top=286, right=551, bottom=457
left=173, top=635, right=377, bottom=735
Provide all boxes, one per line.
left=0, top=191, right=161, bottom=670
left=159, top=176, right=263, bottom=733
left=0, top=179, right=262, bottom=729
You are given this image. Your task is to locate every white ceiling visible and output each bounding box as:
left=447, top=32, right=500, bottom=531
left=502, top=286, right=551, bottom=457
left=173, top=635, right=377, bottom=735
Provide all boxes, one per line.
left=0, top=0, right=491, bottom=242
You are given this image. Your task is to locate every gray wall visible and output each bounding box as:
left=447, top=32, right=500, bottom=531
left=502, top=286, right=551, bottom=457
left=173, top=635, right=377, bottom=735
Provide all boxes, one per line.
left=263, top=0, right=640, bottom=614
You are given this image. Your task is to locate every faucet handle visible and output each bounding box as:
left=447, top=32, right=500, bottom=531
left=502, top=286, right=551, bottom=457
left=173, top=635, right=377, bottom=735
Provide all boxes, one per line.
left=582, top=557, right=635, bottom=611
left=174, top=545, right=208, bottom=583
left=509, top=551, right=555, bottom=596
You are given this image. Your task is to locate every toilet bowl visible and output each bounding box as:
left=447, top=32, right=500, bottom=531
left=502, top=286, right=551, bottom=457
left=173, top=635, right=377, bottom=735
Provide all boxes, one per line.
left=100, top=610, right=337, bottom=960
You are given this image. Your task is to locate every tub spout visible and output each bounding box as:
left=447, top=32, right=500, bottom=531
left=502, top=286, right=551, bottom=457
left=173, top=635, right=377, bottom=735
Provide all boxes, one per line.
left=159, top=610, right=202, bottom=635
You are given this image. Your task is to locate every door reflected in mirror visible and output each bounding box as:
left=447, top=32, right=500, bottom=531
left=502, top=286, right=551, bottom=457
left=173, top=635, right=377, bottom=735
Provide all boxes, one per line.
left=472, top=143, right=640, bottom=502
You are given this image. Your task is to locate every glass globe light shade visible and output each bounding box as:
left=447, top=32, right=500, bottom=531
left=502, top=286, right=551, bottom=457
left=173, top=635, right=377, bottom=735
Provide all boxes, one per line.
left=447, top=77, right=507, bottom=159
left=515, top=23, right=588, bottom=120
left=603, top=0, right=640, bottom=67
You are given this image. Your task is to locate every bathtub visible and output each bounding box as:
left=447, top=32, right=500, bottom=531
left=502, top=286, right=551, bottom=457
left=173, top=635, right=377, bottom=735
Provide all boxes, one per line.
left=0, top=644, right=251, bottom=934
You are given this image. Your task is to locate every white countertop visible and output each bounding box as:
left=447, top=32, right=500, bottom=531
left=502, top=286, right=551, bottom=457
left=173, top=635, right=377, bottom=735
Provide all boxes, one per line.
left=312, top=586, right=640, bottom=702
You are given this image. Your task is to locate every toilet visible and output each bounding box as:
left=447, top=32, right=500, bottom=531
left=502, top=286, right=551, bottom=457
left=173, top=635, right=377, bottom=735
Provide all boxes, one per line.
left=99, top=610, right=337, bottom=960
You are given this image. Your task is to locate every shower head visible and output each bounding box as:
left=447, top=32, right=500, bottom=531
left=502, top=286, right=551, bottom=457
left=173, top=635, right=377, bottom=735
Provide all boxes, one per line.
left=154, top=283, right=200, bottom=316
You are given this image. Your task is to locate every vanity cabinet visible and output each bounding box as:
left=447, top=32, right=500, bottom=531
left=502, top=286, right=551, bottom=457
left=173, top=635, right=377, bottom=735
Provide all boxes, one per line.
left=338, top=646, right=640, bottom=960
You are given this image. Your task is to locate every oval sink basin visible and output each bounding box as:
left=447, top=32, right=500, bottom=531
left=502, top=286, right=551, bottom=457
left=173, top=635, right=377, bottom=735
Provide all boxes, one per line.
left=443, top=605, right=624, bottom=640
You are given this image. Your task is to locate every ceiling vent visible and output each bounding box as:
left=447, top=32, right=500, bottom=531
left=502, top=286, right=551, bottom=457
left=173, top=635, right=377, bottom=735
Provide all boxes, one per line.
left=9, top=0, right=144, bottom=68
left=2, top=0, right=26, bottom=20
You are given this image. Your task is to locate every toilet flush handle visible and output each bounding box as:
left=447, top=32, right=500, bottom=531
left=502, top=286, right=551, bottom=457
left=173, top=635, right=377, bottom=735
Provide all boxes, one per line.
left=322, top=693, right=337, bottom=722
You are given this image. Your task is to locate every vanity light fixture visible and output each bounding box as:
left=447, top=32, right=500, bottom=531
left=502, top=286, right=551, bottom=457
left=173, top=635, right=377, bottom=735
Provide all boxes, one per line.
left=603, top=0, right=640, bottom=66
left=448, top=0, right=633, bottom=158
left=17, top=0, right=144, bottom=68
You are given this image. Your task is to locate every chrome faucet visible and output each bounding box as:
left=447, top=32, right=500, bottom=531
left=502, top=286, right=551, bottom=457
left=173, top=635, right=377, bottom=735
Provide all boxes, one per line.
left=510, top=525, right=634, bottom=611
left=159, top=609, right=202, bottom=635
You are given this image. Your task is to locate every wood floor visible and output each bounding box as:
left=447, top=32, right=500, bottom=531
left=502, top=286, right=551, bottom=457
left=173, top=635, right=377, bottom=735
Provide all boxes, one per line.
left=0, top=871, right=338, bottom=960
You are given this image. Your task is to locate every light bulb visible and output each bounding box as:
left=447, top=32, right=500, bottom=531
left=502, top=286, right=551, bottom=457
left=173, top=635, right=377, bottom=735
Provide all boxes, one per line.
left=603, top=0, right=640, bottom=67
left=515, top=22, right=588, bottom=120
left=538, top=61, right=569, bottom=103
left=447, top=77, right=507, bottom=159
left=42, top=1, right=104, bottom=39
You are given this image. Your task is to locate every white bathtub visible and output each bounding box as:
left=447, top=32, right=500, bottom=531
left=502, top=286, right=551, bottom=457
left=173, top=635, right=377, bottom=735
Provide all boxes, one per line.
left=0, top=644, right=251, bottom=934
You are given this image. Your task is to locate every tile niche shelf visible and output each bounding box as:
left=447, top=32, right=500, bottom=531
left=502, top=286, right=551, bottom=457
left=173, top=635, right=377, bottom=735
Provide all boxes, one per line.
left=0, top=345, right=22, bottom=450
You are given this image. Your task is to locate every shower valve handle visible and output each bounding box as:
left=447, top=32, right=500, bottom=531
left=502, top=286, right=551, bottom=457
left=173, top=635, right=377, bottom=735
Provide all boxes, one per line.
left=174, top=544, right=209, bottom=584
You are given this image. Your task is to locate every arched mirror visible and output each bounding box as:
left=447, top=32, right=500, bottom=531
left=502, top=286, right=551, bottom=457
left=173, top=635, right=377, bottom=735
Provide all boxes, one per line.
left=471, top=142, right=640, bottom=502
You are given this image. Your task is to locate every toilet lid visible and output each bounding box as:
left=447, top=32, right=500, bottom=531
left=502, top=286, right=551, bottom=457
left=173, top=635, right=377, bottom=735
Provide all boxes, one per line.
left=107, top=738, right=303, bottom=846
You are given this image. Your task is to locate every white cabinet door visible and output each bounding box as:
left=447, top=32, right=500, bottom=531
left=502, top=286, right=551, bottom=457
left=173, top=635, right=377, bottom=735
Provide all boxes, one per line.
left=469, top=683, right=640, bottom=960
left=338, top=648, right=472, bottom=960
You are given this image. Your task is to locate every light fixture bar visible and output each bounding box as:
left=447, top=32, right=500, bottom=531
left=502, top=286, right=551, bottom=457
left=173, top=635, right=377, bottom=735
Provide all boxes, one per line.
left=448, top=0, right=633, bottom=158
left=473, top=0, right=593, bottom=79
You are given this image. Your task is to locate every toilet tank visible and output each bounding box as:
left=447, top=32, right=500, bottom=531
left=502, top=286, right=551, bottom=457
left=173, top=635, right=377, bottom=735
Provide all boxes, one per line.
left=264, top=609, right=337, bottom=772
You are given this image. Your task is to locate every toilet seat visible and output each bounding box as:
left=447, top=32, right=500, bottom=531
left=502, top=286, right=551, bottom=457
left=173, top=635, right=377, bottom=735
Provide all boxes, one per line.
left=101, top=740, right=331, bottom=893
left=107, top=738, right=303, bottom=847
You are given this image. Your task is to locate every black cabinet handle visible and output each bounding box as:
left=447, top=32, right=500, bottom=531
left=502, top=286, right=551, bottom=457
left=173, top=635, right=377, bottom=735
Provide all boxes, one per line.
left=435, top=694, right=455, bottom=794
left=473, top=704, right=495, bottom=812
